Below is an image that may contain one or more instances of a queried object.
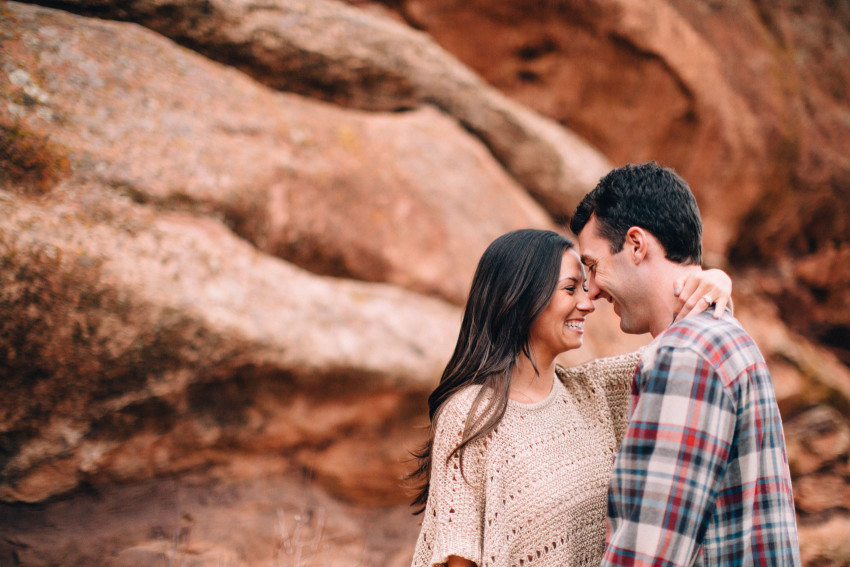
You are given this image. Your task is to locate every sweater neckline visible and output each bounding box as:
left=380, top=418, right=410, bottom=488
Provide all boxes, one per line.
left=507, top=374, right=561, bottom=411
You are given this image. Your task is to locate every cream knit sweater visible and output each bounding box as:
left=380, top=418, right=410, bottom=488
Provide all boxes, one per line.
left=411, top=351, right=640, bottom=567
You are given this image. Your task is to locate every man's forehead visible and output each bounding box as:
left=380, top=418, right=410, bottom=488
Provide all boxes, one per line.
left=577, top=231, right=603, bottom=261
left=577, top=217, right=606, bottom=257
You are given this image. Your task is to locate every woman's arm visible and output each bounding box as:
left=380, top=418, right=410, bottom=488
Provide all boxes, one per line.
left=417, top=389, right=486, bottom=567
left=556, top=351, right=642, bottom=447
left=447, top=556, right=476, bottom=567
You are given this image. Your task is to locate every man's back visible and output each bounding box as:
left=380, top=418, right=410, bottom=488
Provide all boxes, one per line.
left=604, top=310, right=802, bottom=567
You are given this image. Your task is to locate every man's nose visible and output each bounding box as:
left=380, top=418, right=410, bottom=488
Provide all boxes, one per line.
left=586, top=276, right=604, bottom=301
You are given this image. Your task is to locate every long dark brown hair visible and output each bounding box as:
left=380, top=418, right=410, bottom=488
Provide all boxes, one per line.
left=409, top=229, right=574, bottom=513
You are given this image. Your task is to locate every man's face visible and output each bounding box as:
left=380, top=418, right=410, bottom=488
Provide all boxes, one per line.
left=577, top=215, right=648, bottom=335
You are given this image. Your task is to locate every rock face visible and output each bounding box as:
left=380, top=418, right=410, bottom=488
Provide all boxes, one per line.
left=0, top=459, right=425, bottom=566
left=1, top=2, right=560, bottom=305
left=46, top=0, right=613, bottom=220
left=1, top=0, right=580, bottom=507
left=1, top=1, right=849, bottom=566
left=375, top=0, right=850, bottom=366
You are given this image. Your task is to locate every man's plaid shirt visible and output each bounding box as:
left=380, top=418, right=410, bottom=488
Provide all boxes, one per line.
left=602, top=310, right=801, bottom=567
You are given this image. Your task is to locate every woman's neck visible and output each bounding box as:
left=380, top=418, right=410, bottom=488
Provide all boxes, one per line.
left=509, top=353, right=555, bottom=403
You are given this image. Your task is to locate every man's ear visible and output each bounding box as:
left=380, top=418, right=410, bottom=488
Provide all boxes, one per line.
left=625, top=226, right=649, bottom=265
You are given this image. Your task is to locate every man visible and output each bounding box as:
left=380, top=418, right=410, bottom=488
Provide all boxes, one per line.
left=570, top=162, right=801, bottom=567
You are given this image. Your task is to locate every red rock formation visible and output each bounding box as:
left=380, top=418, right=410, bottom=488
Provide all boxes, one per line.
left=1, top=1, right=849, bottom=565
left=44, top=0, right=614, bottom=219
left=374, top=0, right=850, bottom=366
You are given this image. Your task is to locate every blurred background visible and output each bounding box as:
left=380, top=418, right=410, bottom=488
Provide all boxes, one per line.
left=1, top=0, right=848, bottom=565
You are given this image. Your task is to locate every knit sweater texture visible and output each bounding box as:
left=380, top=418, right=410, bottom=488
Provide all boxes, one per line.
left=411, top=351, right=640, bottom=567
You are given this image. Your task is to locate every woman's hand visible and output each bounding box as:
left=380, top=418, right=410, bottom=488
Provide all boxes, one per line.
left=674, top=268, right=733, bottom=321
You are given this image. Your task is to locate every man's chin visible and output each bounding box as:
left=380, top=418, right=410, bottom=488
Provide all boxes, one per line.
left=618, top=315, right=641, bottom=335
left=614, top=303, right=645, bottom=334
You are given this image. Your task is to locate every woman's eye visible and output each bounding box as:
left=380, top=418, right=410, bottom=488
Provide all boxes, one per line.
left=564, top=286, right=576, bottom=294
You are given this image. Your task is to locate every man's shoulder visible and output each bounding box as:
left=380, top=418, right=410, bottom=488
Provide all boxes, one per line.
left=643, top=310, right=766, bottom=381
left=656, top=310, right=752, bottom=353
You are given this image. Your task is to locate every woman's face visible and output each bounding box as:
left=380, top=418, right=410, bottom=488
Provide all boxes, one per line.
left=528, top=249, right=595, bottom=359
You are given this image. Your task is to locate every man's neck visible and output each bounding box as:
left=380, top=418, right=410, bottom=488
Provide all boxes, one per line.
left=648, top=264, right=702, bottom=337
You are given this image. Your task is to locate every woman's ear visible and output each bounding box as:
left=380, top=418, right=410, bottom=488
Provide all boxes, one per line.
left=625, top=226, right=649, bottom=264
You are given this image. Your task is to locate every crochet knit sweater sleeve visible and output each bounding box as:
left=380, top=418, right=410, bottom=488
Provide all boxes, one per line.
left=557, top=350, right=642, bottom=447
left=420, top=387, right=486, bottom=566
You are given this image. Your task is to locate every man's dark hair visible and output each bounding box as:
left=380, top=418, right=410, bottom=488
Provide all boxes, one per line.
left=569, top=161, right=703, bottom=265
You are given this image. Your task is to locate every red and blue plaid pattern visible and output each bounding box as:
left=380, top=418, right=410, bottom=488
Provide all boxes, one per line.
left=602, top=311, right=801, bottom=567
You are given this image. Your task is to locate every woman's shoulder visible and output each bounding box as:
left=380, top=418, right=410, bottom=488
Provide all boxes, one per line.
left=435, top=384, right=485, bottom=425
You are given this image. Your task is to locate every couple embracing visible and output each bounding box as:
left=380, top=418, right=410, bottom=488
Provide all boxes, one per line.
left=410, top=162, right=801, bottom=567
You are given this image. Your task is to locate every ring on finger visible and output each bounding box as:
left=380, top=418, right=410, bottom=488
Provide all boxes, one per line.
left=702, top=294, right=713, bottom=304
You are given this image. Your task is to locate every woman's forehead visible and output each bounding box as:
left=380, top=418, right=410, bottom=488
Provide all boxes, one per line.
left=561, top=249, right=586, bottom=279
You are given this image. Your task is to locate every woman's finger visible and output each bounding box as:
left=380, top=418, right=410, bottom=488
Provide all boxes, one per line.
left=677, top=283, right=710, bottom=320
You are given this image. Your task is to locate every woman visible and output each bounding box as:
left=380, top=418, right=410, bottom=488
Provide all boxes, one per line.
left=409, top=229, right=731, bottom=567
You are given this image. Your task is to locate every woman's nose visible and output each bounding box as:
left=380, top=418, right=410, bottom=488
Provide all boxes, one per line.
left=577, top=287, right=596, bottom=313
